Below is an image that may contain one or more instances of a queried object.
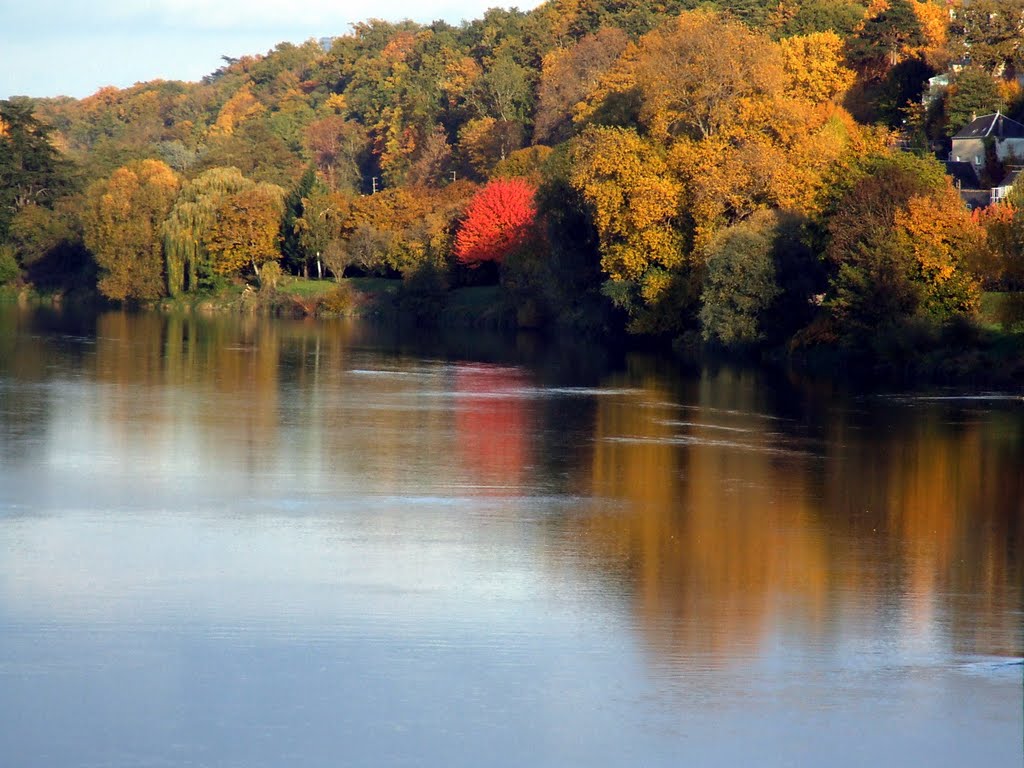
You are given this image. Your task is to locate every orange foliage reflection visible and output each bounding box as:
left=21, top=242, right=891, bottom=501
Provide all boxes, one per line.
left=561, top=366, right=1024, bottom=666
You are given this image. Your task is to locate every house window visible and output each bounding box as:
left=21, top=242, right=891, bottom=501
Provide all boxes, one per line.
left=975, top=156, right=983, bottom=165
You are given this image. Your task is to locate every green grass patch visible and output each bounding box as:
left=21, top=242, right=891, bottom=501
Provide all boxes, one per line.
left=276, top=276, right=338, bottom=299
left=980, top=292, right=1024, bottom=331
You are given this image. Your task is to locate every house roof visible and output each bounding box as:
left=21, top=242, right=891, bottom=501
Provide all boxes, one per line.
left=952, top=112, right=1024, bottom=140
left=944, top=161, right=982, bottom=189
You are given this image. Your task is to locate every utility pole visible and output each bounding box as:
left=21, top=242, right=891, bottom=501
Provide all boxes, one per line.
left=371, top=177, right=378, bottom=194
left=451, top=170, right=457, bottom=183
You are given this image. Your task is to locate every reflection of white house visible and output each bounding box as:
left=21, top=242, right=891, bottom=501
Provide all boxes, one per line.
left=949, top=112, right=1024, bottom=168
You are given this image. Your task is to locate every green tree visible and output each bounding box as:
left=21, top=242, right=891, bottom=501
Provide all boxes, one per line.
left=0, top=99, right=74, bottom=240
left=294, top=190, right=350, bottom=279
left=847, top=0, right=926, bottom=80
left=7, top=201, right=91, bottom=290
left=821, top=153, right=983, bottom=339
left=944, top=67, right=1004, bottom=136
left=874, top=56, right=935, bottom=128
left=771, top=0, right=865, bottom=39
left=949, top=0, right=1024, bottom=77
left=280, top=168, right=318, bottom=276
left=699, top=211, right=782, bottom=348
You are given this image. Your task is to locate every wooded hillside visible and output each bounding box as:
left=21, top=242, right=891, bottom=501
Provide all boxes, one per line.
left=3, top=0, right=1024, bottom=362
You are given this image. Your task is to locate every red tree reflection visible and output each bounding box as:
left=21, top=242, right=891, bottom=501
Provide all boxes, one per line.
left=454, top=364, right=532, bottom=495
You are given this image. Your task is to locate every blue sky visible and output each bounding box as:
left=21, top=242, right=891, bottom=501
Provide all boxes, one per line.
left=0, top=0, right=544, bottom=100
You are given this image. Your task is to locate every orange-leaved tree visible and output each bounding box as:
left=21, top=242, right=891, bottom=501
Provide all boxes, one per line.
left=453, top=178, right=537, bottom=267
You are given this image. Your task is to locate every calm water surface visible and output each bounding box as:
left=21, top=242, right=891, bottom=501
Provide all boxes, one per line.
left=0, top=306, right=1021, bottom=767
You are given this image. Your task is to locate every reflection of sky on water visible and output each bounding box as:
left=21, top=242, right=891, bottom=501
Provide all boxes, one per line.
left=0, top=309, right=1021, bottom=767
left=2, top=504, right=1020, bottom=768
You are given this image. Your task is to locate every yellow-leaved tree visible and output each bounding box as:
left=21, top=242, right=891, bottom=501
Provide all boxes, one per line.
left=569, top=125, right=686, bottom=334
left=211, top=86, right=265, bottom=136
left=83, top=159, right=181, bottom=301
left=207, top=183, right=285, bottom=278
left=779, top=32, right=856, bottom=104
left=569, top=10, right=874, bottom=335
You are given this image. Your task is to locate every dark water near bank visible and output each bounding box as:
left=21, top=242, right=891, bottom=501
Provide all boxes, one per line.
left=0, top=306, right=1021, bottom=767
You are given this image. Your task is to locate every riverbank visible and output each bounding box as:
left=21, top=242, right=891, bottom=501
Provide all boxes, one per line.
left=155, top=276, right=519, bottom=330
left=6, top=277, right=1023, bottom=390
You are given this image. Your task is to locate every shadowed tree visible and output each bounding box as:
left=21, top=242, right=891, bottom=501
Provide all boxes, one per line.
left=0, top=99, right=74, bottom=241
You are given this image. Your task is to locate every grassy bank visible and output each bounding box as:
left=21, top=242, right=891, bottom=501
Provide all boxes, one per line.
left=155, top=276, right=514, bottom=329
left=979, top=292, right=1024, bottom=333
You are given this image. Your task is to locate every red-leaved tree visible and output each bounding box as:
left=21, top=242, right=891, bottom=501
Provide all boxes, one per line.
left=453, top=178, right=538, bottom=267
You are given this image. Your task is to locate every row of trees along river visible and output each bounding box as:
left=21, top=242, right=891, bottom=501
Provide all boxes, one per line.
left=2, top=1, right=1024, bottom=379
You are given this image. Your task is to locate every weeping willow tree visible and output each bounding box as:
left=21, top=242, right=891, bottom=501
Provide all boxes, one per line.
left=162, top=166, right=252, bottom=294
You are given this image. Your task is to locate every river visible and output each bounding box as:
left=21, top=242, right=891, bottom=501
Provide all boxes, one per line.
left=0, top=306, right=1021, bottom=767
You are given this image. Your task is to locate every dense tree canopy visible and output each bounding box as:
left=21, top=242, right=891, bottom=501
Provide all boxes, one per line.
left=2, top=0, right=1021, bottom=358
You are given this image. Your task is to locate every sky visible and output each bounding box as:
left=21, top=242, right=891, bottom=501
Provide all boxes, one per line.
left=0, top=0, right=545, bottom=100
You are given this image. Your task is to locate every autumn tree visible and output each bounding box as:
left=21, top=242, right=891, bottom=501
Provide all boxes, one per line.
left=405, top=124, right=454, bottom=187
left=974, top=176, right=1024, bottom=290
left=491, top=145, right=553, bottom=185
left=970, top=203, right=1016, bottom=289
left=207, top=183, right=286, bottom=278
left=458, top=117, right=525, bottom=178
left=569, top=126, right=687, bottom=334
left=779, top=32, right=855, bottom=104
left=569, top=10, right=874, bottom=335
left=83, top=159, right=180, bottom=301
left=211, top=85, right=265, bottom=136
left=336, top=181, right=475, bottom=276
left=453, top=178, right=538, bottom=267
left=162, top=166, right=254, bottom=294
left=579, top=10, right=787, bottom=143
left=822, top=153, right=983, bottom=338
left=303, top=115, right=369, bottom=192
left=533, top=27, right=629, bottom=144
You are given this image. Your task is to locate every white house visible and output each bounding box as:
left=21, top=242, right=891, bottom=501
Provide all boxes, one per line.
left=949, top=112, right=1024, bottom=168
